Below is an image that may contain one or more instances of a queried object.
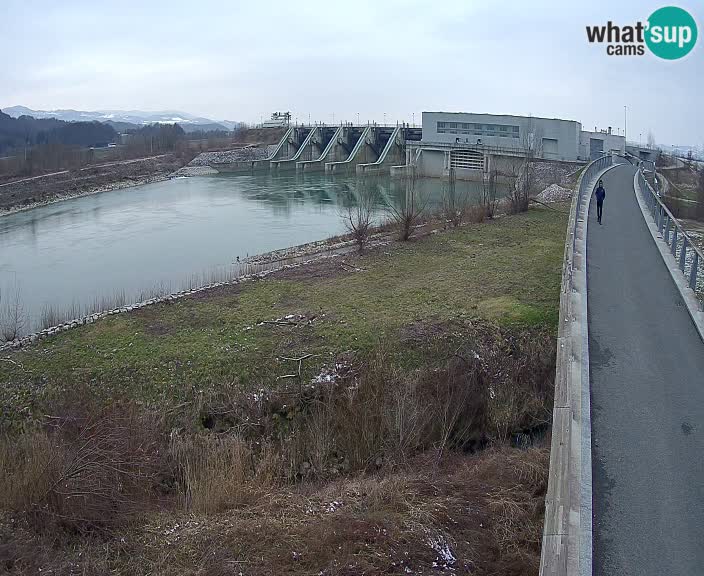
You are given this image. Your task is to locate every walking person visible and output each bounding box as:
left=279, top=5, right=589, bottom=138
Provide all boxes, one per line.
left=595, top=180, right=606, bottom=224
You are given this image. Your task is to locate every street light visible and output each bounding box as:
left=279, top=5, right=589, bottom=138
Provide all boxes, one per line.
left=357, top=112, right=360, bottom=125
left=383, top=112, right=386, bottom=125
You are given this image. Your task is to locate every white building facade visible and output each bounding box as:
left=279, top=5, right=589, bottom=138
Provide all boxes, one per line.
left=414, top=111, right=625, bottom=179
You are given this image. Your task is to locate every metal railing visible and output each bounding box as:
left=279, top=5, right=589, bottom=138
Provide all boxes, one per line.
left=572, top=154, right=614, bottom=255
left=637, top=167, right=704, bottom=303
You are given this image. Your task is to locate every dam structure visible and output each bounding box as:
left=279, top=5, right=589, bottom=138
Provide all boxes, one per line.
left=203, top=111, right=634, bottom=183
left=207, top=124, right=422, bottom=177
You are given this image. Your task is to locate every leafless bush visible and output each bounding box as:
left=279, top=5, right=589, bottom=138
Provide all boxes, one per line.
left=480, top=169, right=498, bottom=219
left=501, top=159, right=525, bottom=214
left=387, top=168, right=428, bottom=240
left=341, top=182, right=376, bottom=252
left=0, top=283, right=26, bottom=341
left=0, top=404, right=165, bottom=533
left=441, top=168, right=469, bottom=228
left=467, top=204, right=487, bottom=224
left=503, top=120, right=543, bottom=214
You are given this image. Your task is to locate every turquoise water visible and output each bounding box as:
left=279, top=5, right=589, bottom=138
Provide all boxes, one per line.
left=0, top=172, right=503, bottom=333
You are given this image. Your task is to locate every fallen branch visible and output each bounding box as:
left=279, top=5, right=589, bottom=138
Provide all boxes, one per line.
left=278, top=353, right=317, bottom=391
left=340, top=261, right=363, bottom=272
left=0, top=357, right=23, bottom=369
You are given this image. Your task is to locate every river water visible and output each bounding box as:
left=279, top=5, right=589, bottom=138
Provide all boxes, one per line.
left=0, top=173, right=503, bottom=334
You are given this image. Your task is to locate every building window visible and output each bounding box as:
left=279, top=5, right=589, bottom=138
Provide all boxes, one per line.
left=436, top=120, right=521, bottom=139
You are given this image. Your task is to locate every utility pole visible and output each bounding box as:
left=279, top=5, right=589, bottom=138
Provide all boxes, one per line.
left=624, top=105, right=627, bottom=144
left=357, top=112, right=360, bottom=125
left=383, top=112, right=386, bottom=125
left=412, top=112, right=415, bottom=127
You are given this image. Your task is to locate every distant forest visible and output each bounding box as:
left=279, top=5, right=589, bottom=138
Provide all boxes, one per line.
left=0, top=110, right=118, bottom=155
left=0, top=111, right=199, bottom=177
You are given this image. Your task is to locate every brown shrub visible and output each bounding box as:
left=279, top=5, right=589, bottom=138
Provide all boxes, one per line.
left=169, top=434, right=278, bottom=514
left=0, top=403, right=165, bottom=534
left=467, top=204, right=487, bottom=224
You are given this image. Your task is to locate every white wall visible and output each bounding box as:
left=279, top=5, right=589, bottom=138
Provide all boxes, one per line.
left=421, top=112, right=582, bottom=161
left=579, top=130, right=625, bottom=159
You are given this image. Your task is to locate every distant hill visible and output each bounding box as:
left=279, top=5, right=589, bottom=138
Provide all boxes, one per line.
left=3, top=106, right=232, bottom=132
left=0, top=110, right=117, bottom=154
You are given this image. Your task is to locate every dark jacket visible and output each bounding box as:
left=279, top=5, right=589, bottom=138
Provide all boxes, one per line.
left=595, top=185, right=606, bottom=203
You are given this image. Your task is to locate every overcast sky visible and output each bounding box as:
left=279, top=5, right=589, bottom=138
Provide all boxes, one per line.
left=1, top=0, right=701, bottom=145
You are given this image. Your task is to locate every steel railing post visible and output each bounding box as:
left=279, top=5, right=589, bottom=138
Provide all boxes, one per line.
left=671, top=227, right=678, bottom=256
left=665, top=217, right=671, bottom=244
left=680, top=237, right=688, bottom=272
left=690, top=252, right=699, bottom=291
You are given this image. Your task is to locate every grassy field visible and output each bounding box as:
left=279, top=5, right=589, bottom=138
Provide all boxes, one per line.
left=0, top=204, right=568, bottom=575
left=1, top=204, right=567, bottom=423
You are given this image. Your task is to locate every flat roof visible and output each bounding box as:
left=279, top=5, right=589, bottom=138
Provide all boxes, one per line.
left=422, top=111, right=580, bottom=125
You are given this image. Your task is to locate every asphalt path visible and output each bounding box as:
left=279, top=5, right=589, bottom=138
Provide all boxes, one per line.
left=588, top=163, right=704, bottom=575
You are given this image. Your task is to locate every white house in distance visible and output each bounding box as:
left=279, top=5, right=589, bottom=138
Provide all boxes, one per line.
left=412, top=111, right=625, bottom=179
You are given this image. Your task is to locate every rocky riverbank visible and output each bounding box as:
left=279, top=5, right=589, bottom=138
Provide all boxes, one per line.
left=172, top=145, right=279, bottom=176
left=0, top=154, right=184, bottom=214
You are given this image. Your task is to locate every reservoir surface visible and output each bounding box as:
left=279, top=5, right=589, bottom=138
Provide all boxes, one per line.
left=0, top=173, right=503, bottom=333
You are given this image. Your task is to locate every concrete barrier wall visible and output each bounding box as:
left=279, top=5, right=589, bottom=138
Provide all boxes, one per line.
left=540, top=156, right=620, bottom=576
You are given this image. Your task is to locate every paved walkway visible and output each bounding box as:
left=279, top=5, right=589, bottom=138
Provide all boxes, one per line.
left=587, top=163, right=704, bottom=575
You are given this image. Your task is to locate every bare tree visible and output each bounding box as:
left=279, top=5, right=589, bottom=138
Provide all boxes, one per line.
left=504, top=120, right=543, bottom=214
left=480, top=168, right=498, bottom=219
left=387, top=167, right=428, bottom=240
left=441, top=168, right=469, bottom=228
left=647, top=131, right=656, bottom=150
left=0, top=282, right=26, bottom=342
left=341, top=182, right=376, bottom=252
left=501, top=158, right=524, bottom=214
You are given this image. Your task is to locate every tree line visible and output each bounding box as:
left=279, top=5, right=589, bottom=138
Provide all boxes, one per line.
left=0, top=110, right=117, bottom=155
left=0, top=112, right=196, bottom=178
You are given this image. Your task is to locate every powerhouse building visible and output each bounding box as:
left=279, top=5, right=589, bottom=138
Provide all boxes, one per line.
left=414, top=111, right=625, bottom=178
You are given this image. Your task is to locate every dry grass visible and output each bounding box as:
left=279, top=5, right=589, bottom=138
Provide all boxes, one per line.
left=0, top=446, right=549, bottom=575
left=0, top=402, right=164, bottom=534
left=0, top=321, right=555, bottom=574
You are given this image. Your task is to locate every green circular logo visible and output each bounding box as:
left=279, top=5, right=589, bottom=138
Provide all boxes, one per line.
left=645, top=6, right=698, bottom=59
